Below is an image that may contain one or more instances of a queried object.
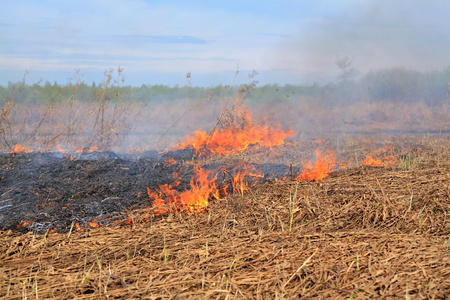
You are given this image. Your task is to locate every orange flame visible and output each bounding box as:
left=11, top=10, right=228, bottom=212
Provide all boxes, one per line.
left=74, top=146, right=99, bottom=153
left=17, top=220, right=33, bottom=228
left=88, top=220, right=99, bottom=228
left=360, top=141, right=397, bottom=167
left=148, top=165, right=221, bottom=215
left=8, top=144, right=32, bottom=154
left=232, top=168, right=247, bottom=196
left=362, top=155, right=397, bottom=167
left=56, top=142, right=67, bottom=153
left=73, top=223, right=84, bottom=232
left=296, top=148, right=336, bottom=181
left=164, top=158, right=177, bottom=164
left=176, top=111, right=294, bottom=157
left=54, top=143, right=100, bottom=155
left=230, top=164, right=263, bottom=196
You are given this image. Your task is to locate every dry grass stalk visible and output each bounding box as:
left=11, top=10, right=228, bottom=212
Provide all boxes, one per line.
left=1, top=136, right=450, bottom=298
left=440, top=73, right=450, bottom=136
left=0, top=68, right=135, bottom=152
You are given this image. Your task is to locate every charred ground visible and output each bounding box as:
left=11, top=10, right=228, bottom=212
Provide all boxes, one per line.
left=0, top=147, right=295, bottom=234
left=0, top=150, right=169, bottom=233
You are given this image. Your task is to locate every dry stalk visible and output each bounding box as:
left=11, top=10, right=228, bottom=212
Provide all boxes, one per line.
left=0, top=73, right=29, bottom=151
left=154, top=94, right=212, bottom=149
left=282, top=249, right=318, bottom=289
left=0, top=99, right=14, bottom=150
left=440, top=73, right=450, bottom=136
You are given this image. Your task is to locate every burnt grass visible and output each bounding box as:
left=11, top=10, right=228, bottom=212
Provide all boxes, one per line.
left=0, top=150, right=181, bottom=233
left=0, top=148, right=294, bottom=234
left=1, top=135, right=450, bottom=299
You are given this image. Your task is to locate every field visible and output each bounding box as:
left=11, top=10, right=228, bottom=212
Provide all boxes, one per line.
left=1, top=80, right=450, bottom=298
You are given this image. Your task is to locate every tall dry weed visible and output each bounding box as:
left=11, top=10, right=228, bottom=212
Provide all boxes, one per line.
left=0, top=68, right=136, bottom=152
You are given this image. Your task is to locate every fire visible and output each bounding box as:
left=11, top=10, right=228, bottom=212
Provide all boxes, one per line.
left=8, top=144, right=32, bottom=154
left=296, top=148, right=336, bottom=181
left=73, top=223, right=82, bottom=232
left=56, top=143, right=100, bottom=154
left=176, top=110, right=294, bottom=157
left=158, top=148, right=169, bottom=154
left=362, top=155, right=397, bottom=167
left=17, top=220, right=33, bottom=228
left=361, top=143, right=397, bottom=167
left=74, top=146, right=99, bottom=153
left=229, top=164, right=264, bottom=196
left=147, top=165, right=221, bottom=215
left=88, top=220, right=99, bottom=228
left=56, top=142, right=68, bottom=153
left=164, top=157, right=177, bottom=164
left=232, top=168, right=247, bottom=196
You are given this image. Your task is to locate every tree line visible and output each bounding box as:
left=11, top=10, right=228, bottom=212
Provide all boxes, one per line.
left=1, top=66, right=449, bottom=107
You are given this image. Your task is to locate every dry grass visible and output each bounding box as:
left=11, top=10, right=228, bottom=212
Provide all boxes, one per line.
left=1, top=71, right=450, bottom=298
left=250, top=100, right=449, bottom=137
left=1, top=136, right=449, bottom=299
left=3, top=74, right=450, bottom=154
left=0, top=69, right=135, bottom=153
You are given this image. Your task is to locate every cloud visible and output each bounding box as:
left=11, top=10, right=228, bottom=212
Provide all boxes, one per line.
left=113, top=35, right=209, bottom=45
left=1, top=0, right=450, bottom=86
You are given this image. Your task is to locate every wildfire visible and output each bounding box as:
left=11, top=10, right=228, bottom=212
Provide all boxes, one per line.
left=176, top=110, right=294, bottom=158
left=88, top=220, right=99, bottom=228
left=227, top=164, right=264, bottom=196
left=8, top=144, right=32, bottom=155
left=296, top=148, right=336, bottom=181
left=147, top=165, right=221, bottom=215
left=56, top=143, right=100, bottom=154
left=231, top=168, right=248, bottom=196
left=362, top=155, right=397, bottom=167
left=17, top=220, right=33, bottom=228
left=164, top=157, right=177, bottom=164
left=3, top=104, right=406, bottom=234
left=362, top=143, right=397, bottom=167
left=74, top=146, right=99, bottom=153
left=56, top=142, right=67, bottom=153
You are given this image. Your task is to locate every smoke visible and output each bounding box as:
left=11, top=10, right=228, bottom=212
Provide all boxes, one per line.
left=273, top=0, right=450, bottom=84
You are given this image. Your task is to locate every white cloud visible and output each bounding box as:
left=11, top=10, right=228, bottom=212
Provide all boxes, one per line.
left=1, top=0, right=450, bottom=85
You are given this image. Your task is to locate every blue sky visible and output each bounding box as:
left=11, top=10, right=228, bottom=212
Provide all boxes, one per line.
left=1, top=0, right=450, bottom=86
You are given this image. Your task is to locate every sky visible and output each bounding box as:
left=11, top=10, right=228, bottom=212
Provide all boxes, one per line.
left=1, top=0, right=450, bottom=87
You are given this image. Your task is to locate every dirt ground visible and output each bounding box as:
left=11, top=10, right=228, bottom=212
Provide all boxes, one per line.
left=1, top=134, right=450, bottom=299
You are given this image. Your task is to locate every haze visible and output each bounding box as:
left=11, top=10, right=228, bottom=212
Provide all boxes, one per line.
left=1, top=0, right=449, bottom=86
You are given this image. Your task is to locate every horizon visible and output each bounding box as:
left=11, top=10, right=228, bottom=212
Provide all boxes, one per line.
left=1, top=1, right=450, bottom=87
left=2, top=64, right=449, bottom=89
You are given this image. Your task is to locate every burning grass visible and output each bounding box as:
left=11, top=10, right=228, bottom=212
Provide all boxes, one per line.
left=1, top=135, right=450, bottom=298
left=295, top=147, right=337, bottom=181
left=147, top=164, right=221, bottom=215
left=2, top=73, right=450, bottom=297
left=175, top=102, right=295, bottom=158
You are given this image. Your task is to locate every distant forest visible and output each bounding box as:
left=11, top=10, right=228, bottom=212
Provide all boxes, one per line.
left=1, top=67, right=449, bottom=107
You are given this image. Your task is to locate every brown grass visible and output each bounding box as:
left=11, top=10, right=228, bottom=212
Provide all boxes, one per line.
left=1, top=135, right=449, bottom=299
left=1, top=72, right=450, bottom=298
left=0, top=69, right=135, bottom=153
left=3, top=72, right=450, bottom=154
